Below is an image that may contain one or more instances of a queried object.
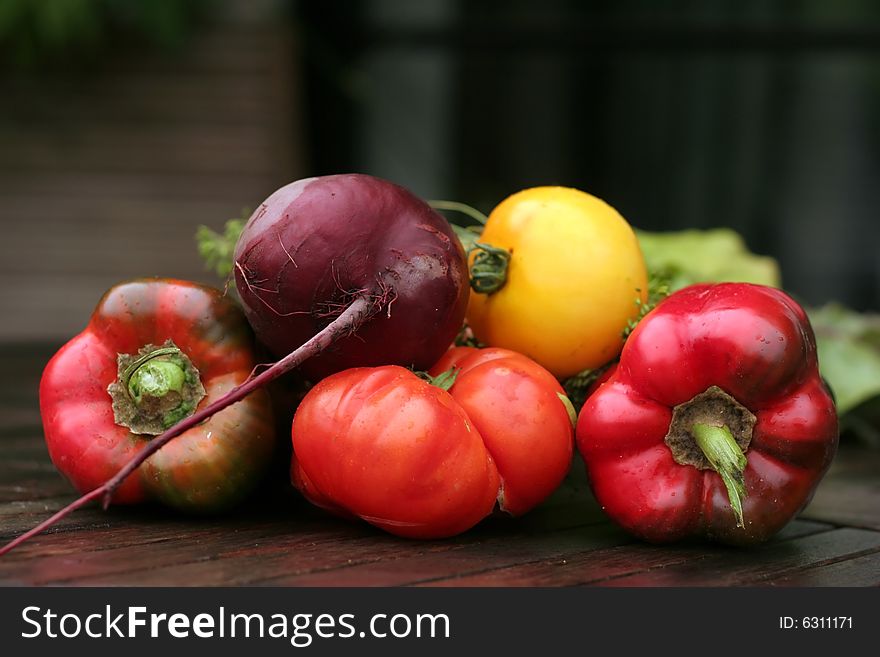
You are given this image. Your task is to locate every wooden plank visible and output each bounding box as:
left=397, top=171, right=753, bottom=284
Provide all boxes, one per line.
left=0, top=492, right=304, bottom=556
left=33, top=520, right=617, bottom=587
left=423, top=520, right=835, bottom=587
left=818, top=445, right=880, bottom=478
left=591, top=528, right=880, bottom=586
left=762, top=549, right=880, bottom=586
left=0, top=410, right=42, bottom=432
left=0, top=461, right=61, bottom=488
left=0, top=469, right=605, bottom=586
left=270, top=522, right=628, bottom=587
left=0, top=434, right=48, bottom=454
left=0, top=520, right=377, bottom=586
left=801, top=475, right=880, bottom=531
left=0, top=480, right=75, bottom=504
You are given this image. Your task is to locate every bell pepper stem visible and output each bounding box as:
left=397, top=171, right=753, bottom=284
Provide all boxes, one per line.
left=128, top=359, right=186, bottom=402
left=110, top=341, right=206, bottom=435
left=0, top=295, right=379, bottom=557
left=120, top=346, right=182, bottom=396
left=691, top=422, right=748, bottom=528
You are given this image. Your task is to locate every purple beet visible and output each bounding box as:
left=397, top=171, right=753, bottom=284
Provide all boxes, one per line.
left=1, top=174, right=469, bottom=555
left=233, top=174, right=468, bottom=380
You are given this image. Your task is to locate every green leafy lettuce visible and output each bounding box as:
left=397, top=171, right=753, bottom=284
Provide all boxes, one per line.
left=635, top=228, right=782, bottom=290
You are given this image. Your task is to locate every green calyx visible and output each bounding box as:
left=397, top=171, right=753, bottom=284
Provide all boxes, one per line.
left=416, top=367, right=460, bottom=392
left=665, top=385, right=756, bottom=530
left=469, top=242, right=511, bottom=295
left=108, top=340, right=206, bottom=436
left=691, top=422, right=748, bottom=528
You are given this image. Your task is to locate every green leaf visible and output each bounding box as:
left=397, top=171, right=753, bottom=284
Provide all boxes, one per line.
left=622, top=272, right=671, bottom=341
left=809, top=303, right=880, bottom=415
left=195, top=213, right=247, bottom=280
left=636, top=228, right=782, bottom=292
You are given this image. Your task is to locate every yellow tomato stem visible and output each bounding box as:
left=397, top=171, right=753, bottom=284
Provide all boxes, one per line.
left=469, top=242, right=511, bottom=294
left=428, top=200, right=489, bottom=225
left=451, top=224, right=482, bottom=253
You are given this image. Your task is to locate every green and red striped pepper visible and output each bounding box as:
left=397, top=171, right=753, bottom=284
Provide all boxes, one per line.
left=39, top=279, right=275, bottom=512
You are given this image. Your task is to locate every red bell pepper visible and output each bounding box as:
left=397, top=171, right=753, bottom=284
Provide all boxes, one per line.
left=576, top=283, right=838, bottom=545
left=40, top=279, right=275, bottom=512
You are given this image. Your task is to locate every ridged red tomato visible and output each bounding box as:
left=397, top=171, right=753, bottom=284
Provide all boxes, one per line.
left=291, top=347, right=574, bottom=538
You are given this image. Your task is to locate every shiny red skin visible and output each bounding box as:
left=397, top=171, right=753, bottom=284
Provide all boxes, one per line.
left=291, top=366, right=500, bottom=539
left=428, top=347, right=574, bottom=516
left=233, top=174, right=469, bottom=382
left=39, top=279, right=275, bottom=512
left=291, top=349, right=573, bottom=538
left=576, top=283, right=838, bottom=545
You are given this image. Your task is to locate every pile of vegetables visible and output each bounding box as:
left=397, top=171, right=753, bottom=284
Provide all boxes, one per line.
left=0, top=173, right=850, bottom=554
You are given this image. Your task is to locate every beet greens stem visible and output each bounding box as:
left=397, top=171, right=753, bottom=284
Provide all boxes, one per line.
left=0, top=295, right=379, bottom=557
left=427, top=200, right=488, bottom=225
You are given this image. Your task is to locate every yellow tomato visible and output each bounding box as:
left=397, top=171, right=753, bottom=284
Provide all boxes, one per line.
left=466, top=186, right=648, bottom=379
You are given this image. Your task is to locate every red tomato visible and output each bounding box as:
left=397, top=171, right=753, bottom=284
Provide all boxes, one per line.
left=291, top=350, right=574, bottom=538
left=428, top=347, right=575, bottom=516
left=291, top=366, right=499, bottom=539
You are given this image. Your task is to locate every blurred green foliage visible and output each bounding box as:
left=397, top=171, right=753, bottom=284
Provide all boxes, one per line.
left=196, top=213, right=248, bottom=280
left=810, top=304, right=880, bottom=432
left=636, top=228, right=783, bottom=290
left=0, top=0, right=204, bottom=70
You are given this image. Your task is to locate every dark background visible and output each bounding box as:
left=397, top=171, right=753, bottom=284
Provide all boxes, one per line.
left=1, top=0, right=878, bottom=342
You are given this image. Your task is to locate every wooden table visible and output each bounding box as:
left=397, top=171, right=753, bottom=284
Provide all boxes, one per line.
left=1, top=344, right=878, bottom=586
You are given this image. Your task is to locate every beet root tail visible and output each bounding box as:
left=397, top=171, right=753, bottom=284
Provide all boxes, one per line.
left=0, top=296, right=379, bottom=557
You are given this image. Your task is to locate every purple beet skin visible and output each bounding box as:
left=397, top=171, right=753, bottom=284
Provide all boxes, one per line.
left=233, top=174, right=470, bottom=380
